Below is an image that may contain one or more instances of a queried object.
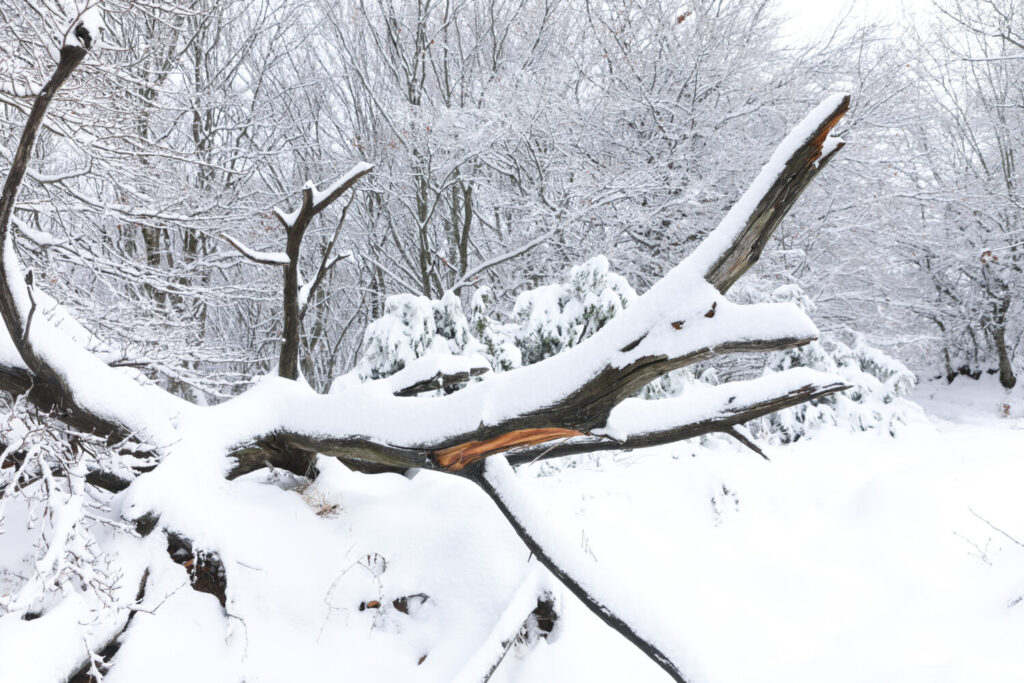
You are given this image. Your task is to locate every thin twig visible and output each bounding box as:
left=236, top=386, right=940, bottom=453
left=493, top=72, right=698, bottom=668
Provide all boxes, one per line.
left=969, top=508, right=1024, bottom=549
left=21, top=270, right=36, bottom=351
left=724, top=426, right=770, bottom=461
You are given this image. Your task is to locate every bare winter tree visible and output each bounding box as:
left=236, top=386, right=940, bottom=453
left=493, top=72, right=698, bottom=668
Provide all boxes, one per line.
left=0, top=11, right=852, bottom=683
left=903, top=0, right=1023, bottom=388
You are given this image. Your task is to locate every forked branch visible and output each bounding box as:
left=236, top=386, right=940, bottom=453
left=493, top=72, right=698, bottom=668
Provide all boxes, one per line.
left=277, top=162, right=372, bottom=380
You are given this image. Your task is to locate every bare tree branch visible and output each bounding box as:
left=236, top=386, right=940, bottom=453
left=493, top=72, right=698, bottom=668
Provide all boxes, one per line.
left=218, top=233, right=290, bottom=266
left=698, top=95, right=850, bottom=294
left=502, top=371, right=849, bottom=465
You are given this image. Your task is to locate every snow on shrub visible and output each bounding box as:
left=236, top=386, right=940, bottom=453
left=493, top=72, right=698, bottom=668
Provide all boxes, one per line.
left=357, top=294, right=441, bottom=380
left=469, top=286, right=521, bottom=372
left=433, top=290, right=474, bottom=354
left=512, top=255, right=636, bottom=365
left=355, top=274, right=915, bottom=444
left=357, top=256, right=636, bottom=380
left=757, top=284, right=918, bottom=442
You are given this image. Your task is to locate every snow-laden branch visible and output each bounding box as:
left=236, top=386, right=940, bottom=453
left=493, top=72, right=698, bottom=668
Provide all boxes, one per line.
left=272, top=162, right=373, bottom=230
left=504, top=369, right=850, bottom=465
left=474, top=456, right=703, bottom=683
left=691, top=93, right=849, bottom=294
left=218, top=233, right=290, bottom=266
left=206, top=286, right=822, bottom=471
left=383, top=352, right=492, bottom=397
left=12, top=216, right=66, bottom=248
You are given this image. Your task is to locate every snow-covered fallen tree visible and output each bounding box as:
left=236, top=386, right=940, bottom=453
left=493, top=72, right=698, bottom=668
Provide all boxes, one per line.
left=0, top=21, right=852, bottom=683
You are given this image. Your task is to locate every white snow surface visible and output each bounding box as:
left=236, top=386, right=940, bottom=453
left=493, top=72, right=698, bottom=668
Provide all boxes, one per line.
left=482, top=455, right=710, bottom=682
left=7, top=376, right=1021, bottom=682
left=491, top=376, right=1024, bottom=683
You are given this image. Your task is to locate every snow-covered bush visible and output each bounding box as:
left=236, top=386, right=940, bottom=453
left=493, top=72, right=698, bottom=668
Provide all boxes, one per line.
left=356, top=289, right=502, bottom=389
left=356, top=276, right=917, bottom=447
left=433, top=290, right=473, bottom=355
left=757, top=285, right=918, bottom=442
left=469, top=286, right=521, bottom=372
left=356, top=256, right=637, bottom=380
left=357, top=294, right=441, bottom=380
left=513, top=256, right=636, bottom=365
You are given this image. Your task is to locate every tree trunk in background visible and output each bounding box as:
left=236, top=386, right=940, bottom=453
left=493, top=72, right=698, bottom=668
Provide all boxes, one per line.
left=994, top=297, right=1016, bottom=389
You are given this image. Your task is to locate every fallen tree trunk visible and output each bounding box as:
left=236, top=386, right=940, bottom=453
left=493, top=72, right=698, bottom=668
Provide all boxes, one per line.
left=0, top=21, right=851, bottom=681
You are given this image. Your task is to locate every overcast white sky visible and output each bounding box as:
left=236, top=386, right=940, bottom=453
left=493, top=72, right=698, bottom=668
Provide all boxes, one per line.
left=774, top=0, right=933, bottom=43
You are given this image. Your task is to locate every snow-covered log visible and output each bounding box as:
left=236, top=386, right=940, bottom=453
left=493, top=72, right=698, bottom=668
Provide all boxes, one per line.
left=0, top=29, right=851, bottom=683
left=213, top=95, right=852, bottom=479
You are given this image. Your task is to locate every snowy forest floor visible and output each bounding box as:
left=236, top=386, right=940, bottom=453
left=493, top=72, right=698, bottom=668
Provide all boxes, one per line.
left=496, top=375, right=1024, bottom=683
left=69, top=376, right=1024, bottom=683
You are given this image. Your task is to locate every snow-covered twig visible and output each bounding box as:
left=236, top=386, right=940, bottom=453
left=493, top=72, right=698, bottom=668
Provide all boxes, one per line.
left=218, top=233, right=290, bottom=266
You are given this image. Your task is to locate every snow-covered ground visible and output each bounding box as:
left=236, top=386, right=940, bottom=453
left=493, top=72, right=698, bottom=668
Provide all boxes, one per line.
left=498, top=375, right=1024, bottom=682
left=9, top=376, right=1021, bottom=682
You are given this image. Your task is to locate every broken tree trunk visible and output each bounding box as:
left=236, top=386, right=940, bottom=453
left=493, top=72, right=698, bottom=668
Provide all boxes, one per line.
left=0, top=24, right=852, bottom=682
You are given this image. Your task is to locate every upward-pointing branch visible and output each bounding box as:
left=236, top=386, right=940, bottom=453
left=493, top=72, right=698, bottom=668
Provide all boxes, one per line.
left=0, top=44, right=89, bottom=353
left=0, top=41, right=147, bottom=442
left=695, top=95, right=849, bottom=294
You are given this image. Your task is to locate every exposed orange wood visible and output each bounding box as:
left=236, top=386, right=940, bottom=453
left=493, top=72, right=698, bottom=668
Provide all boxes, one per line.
left=434, top=428, right=585, bottom=471
left=806, top=102, right=849, bottom=165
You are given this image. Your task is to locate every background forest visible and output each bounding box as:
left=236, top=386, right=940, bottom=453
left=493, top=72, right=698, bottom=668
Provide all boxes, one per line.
left=1, top=0, right=1019, bottom=398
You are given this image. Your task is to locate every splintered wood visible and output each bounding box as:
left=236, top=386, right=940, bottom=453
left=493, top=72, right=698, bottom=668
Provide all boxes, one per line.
left=434, top=428, right=584, bottom=470
left=808, top=103, right=849, bottom=165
